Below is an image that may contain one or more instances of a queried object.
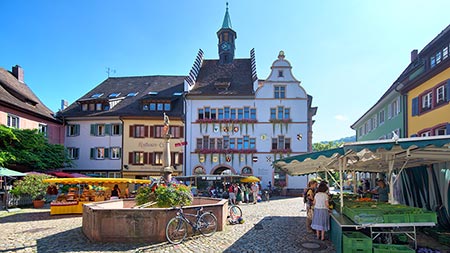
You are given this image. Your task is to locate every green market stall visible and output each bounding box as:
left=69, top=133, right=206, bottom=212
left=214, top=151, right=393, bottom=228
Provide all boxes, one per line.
left=274, top=136, right=450, bottom=252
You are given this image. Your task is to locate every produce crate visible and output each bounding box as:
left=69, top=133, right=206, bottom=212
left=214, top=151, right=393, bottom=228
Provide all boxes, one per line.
left=373, top=244, right=415, bottom=253
left=342, top=231, right=372, bottom=252
left=383, top=213, right=410, bottom=223
left=408, top=211, right=437, bottom=223
left=343, top=206, right=384, bottom=224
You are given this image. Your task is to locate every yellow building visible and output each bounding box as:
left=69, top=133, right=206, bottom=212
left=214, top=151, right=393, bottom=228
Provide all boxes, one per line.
left=401, top=25, right=450, bottom=137
left=122, top=117, right=184, bottom=179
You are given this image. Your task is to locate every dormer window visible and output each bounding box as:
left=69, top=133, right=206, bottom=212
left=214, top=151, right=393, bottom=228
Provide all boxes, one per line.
left=173, top=92, right=183, bottom=96
left=108, top=93, right=120, bottom=98
left=148, top=91, right=159, bottom=95
left=278, top=70, right=284, bottom=77
left=91, top=93, right=103, bottom=98
left=96, top=103, right=103, bottom=111
left=127, top=92, right=138, bottom=97
left=82, top=104, right=88, bottom=111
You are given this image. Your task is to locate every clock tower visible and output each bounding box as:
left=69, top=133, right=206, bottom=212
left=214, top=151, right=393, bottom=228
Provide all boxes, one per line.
left=217, top=3, right=236, bottom=64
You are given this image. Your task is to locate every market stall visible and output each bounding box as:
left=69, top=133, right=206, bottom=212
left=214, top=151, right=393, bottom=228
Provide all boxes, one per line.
left=43, top=178, right=152, bottom=215
left=274, top=136, right=450, bottom=252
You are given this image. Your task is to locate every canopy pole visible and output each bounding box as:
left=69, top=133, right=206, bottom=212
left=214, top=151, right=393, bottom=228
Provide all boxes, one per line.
left=339, top=157, right=344, bottom=213
left=388, top=155, right=395, bottom=204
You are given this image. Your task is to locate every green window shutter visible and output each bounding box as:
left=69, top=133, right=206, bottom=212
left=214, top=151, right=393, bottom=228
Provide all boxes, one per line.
left=118, top=148, right=122, bottom=158
left=90, top=124, right=96, bottom=136
left=75, top=125, right=80, bottom=136
left=105, top=124, right=111, bottom=135
left=104, top=148, right=109, bottom=158
left=90, top=148, right=95, bottom=159
left=411, top=97, right=419, bottom=116
left=66, top=126, right=70, bottom=136
left=119, top=124, right=123, bottom=135
left=75, top=148, right=79, bottom=159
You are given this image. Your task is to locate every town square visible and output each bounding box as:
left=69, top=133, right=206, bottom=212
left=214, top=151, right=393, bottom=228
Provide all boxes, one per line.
left=1, top=1, right=450, bottom=252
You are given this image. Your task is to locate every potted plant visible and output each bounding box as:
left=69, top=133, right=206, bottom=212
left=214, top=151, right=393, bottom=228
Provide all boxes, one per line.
left=13, top=174, right=52, bottom=208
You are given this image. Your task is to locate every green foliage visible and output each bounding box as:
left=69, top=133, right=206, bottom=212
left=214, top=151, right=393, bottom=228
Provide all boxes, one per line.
left=135, top=186, right=156, bottom=206
left=155, top=184, right=193, bottom=208
left=0, top=125, right=71, bottom=170
left=312, top=141, right=343, bottom=152
left=13, top=174, right=52, bottom=200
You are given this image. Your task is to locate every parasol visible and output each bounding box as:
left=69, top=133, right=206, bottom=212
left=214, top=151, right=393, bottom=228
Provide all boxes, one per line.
left=241, top=176, right=261, bottom=183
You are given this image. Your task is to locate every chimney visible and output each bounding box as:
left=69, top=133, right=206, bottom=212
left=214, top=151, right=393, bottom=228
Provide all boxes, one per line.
left=12, top=65, right=24, bottom=83
left=411, top=49, right=418, bottom=62
left=61, top=99, right=68, bottom=110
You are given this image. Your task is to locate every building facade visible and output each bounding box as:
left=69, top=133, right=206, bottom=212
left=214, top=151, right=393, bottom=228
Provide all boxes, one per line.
left=0, top=65, right=63, bottom=144
left=351, top=25, right=450, bottom=141
left=59, top=76, right=185, bottom=178
left=184, top=6, right=316, bottom=189
left=401, top=25, right=450, bottom=137
left=351, top=90, right=404, bottom=141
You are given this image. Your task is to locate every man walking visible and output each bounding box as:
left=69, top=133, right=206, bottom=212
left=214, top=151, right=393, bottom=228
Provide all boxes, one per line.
left=251, top=182, right=259, bottom=204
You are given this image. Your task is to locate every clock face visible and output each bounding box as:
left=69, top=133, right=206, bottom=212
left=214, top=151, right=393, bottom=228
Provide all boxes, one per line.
left=221, top=42, right=230, bottom=51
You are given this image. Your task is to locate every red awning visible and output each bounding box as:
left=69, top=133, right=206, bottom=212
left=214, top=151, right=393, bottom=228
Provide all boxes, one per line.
left=48, top=172, right=75, bottom=178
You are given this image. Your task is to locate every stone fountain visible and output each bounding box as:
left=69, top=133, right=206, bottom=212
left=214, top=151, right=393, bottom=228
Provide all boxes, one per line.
left=82, top=114, right=227, bottom=243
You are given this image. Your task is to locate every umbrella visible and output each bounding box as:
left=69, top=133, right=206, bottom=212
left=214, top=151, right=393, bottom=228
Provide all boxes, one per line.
left=0, top=167, right=26, bottom=177
left=241, top=176, right=261, bottom=183
left=70, top=173, right=90, bottom=178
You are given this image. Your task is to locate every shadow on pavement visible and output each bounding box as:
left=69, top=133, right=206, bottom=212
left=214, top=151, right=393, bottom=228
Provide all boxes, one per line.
left=36, top=227, right=148, bottom=252
left=224, top=216, right=335, bottom=253
left=0, top=210, right=81, bottom=223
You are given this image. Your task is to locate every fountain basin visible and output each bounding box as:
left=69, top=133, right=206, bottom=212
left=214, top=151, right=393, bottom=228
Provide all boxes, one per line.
left=82, top=197, right=228, bottom=243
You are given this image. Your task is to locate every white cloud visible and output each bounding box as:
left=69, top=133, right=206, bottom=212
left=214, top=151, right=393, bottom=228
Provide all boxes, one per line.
left=334, top=114, right=348, bottom=121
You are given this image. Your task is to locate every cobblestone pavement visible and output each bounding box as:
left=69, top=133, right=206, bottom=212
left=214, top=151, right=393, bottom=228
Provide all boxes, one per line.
left=0, top=197, right=334, bottom=253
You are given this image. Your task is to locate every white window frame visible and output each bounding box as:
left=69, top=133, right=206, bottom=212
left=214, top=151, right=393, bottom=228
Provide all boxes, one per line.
left=379, top=110, right=385, bottom=125
left=436, top=85, right=445, bottom=104
left=38, top=123, right=48, bottom=137
left=96, top=147, right=105, bottom=160
left=67, top=125, right=78, bottom=136
left=435, top=127, right=446, bottom=136
left=110, top=147, right=121, bottom=159
left=109, top=172, right=121, bottom=178
left=421, top=131, right=431, bottom=137
left=154, top=152, right=163, bottom=165
left=422, top=92, right=432, bottom=110
left=67, top=147, right=79, bottom=160
left=111, top=124, right=121, bottom=135
left=7, top=114, right=20, bottom=128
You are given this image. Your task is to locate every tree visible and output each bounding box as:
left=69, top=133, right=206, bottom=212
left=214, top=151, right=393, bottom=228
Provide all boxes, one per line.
left=0, top=125, right=71, bottom=171
left=312, top=141, right=343, bottom=186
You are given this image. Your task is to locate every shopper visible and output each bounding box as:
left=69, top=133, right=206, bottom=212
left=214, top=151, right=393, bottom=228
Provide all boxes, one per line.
left=251, top=182, right=259, bottom=204
left=244, top=184, right=250, bottom=203
left=311, top=183, right=330, bottom=241
left=111, top=184, right=121, bottom=200
left=371, top=179, right=389, bottom=202
left=304, top=179, right=318, bottom=233
left=228, top=183, right=236, bottom=205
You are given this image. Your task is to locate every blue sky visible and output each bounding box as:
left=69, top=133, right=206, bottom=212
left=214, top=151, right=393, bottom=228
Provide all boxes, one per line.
left=1, top=1, right=449, bottom=142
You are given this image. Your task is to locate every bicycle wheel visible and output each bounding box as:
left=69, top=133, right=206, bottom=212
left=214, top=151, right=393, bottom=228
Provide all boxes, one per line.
left=229, top=205, right=242, bottom=221
left=197, top=212, right=217, bottom=237
left=166, top=217, right=187, bottom=244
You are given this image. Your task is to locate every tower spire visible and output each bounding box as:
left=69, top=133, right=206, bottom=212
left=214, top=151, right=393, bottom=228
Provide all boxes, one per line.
left=222, top=2, right=232, bottom=29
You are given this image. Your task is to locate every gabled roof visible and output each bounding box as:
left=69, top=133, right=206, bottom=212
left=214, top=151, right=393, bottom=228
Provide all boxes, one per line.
left=60, top=75, right=186, bottom=118
left=187, top=59, right=254, bottom=97
left=0, top=67, right=57, bottom=122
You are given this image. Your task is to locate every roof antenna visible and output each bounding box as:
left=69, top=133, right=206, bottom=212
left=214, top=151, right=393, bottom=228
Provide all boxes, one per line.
left=106, top=67, right=116, bottom=77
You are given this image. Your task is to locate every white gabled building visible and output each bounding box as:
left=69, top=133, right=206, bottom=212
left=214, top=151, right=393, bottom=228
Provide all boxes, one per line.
left=184, top=5, right=316, bottom=191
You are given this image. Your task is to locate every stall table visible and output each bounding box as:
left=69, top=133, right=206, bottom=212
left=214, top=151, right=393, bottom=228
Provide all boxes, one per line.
left=331, top=210, right=435, bottom=253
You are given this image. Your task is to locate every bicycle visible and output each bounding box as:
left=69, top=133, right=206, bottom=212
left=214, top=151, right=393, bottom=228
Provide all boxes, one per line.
left=165, top=206, right=218, bottom=244
left=228, top=204, right=242, bottom=222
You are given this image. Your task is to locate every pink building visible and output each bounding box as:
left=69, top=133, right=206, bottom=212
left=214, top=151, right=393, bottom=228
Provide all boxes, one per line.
left=0, top=65, right=63, bottom=144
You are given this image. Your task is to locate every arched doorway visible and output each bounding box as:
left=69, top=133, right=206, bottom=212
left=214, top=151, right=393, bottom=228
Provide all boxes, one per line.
left=211, top=165, right=236, bottom=175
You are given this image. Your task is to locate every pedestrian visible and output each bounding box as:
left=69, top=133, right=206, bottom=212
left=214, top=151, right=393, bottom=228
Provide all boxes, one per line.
left=304, top=179, right=318, bottom=233
left=244, top=184, right=250, bottom=203
left=237, top=183, right=244, bottom=204
left=228, top=183, right=236, bottom=205
left=311, top=183, right=330, bottom=241
left=251, top=182, right=259, bottom=204
left=110, top=184, right=121, bottom=200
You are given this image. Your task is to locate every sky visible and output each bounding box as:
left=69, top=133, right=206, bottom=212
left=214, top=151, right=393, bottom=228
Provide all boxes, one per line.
left=1, top=1, right=449, bottom=142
